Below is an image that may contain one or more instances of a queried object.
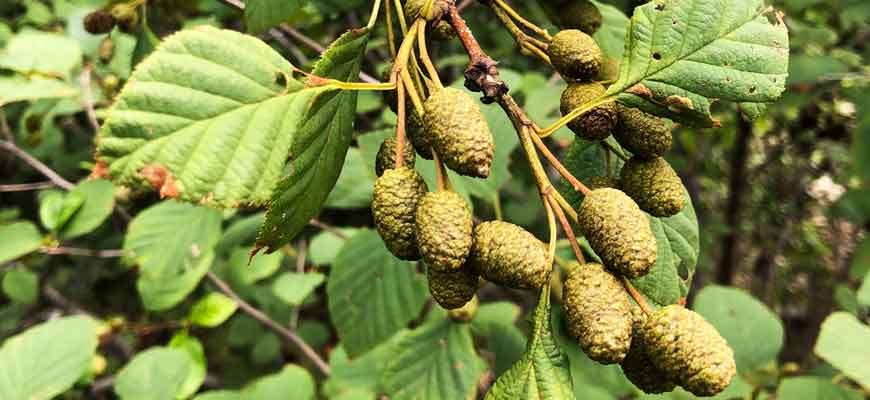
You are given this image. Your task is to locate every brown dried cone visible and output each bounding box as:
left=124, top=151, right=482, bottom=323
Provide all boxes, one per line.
left=416, top=190, right=474, bottom=271
left=619, top=157, right=686, bottom=217
left=563, top=263, right=633, bottom=364
left=469, top=221, right=550, bottom=290
left=428, top=264, right=478, bottom=310
left=547, top=29, right=603, bottom=82
left=447, top=295, right=479, bottom=322
left=640, top=305, right=736, bottom=396
left=560, top=82, right=617, bottom=140
left=620, top=307, right=677, bottom=394
left=375, top=137, right=416, bottom=177
left=423, top=88, right=494, bottom=178
left=577, top=188, right=657, bottom=278
left=372, top=167, right=428, bottom=260
left=84, top=10, right=116, bottom=34
left=613, top=104, right=674, bottom=159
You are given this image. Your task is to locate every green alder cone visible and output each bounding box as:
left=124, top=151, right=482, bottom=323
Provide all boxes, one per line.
left=447, top=295, right=479, bottom=322
left=428, top=265, right=478, bottom=310
left=621, top=307, right=677, bottom=394
left=423, top=88, right=494, bottom=178
left=372, top=167, right=429, bottom=260
left=375, top=137, right=416, bottom=177
left=404, top=0, right=447, bottom=21
left=587, top=175, right=618, bottom=190
left=577, top=188, right=657, bottom=278
left=619, top=157, right=686, bottom=217
left=541, top=0, right=602, bottom=35
left=640, top=305, right=737, bottom=397
left=560, top=82, right=617, bottom=140
left=548, top=29, right=603, bottom=82
left=469, top=221, right=550, bottom=290
left=416, top=190, right=474, bottom=271
left=613, top=104, right=674, bottom=159
left=407, top=109, right=434, bottom=159
left=563, top=262, right=633, bottom=364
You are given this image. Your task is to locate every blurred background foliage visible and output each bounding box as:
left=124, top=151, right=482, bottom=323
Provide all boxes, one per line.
left=0, top=0, right=868, bottom=399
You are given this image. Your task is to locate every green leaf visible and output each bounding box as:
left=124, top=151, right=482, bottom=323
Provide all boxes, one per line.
left=326, top=229, right=427, bottom=357
left=38, top=189, right=84, bottom=232
left=0, top=221, right=42, bottom=264
left=137, top=251, right=214, bottom=311
left=115, top=347, right=192, bottom=400
left=245, top=0, right=306, bottom=34
left=0, top=316, right=98, bottom=400
left=325, top=147, right=374, bottom=209
left=0, top=30, right=82, bottom=79
left=168, top=332, right=207, bottom=399
left=591, top=0, right=630, bottom=59
left=694, top=285, right=784, bottom=372
left=324, top=332, right=408, bottom=398
left=858, top=270, right=870, bottom=309
left=251, top=333, right=281, bottom=365
left=470, top=302, right=526, bottom=376
left=776, top=377, right=864, bottom=400
left=123, top=201, right=222, bottom=279
left=96, top=26, right=310, bottom=207
left=814, top=312, right=870, bottom=390
left=189, top=292, right=238, bottom=327
left=194, top=391, right=242, bottom=400
left=0, top=76, right=78, bottom=105
left=487, top=287, right=573, bottom=400
left=256, top=28, right=370, bottom=252
left=132, top=18, right=160, bottom=67
left=272, top=272, right=325, bottom=306
left=610, top=0, right=789, bottom=126
left=382, top=314, right=486, bottom=400
left=308, top=227, right=358, bottom=265
left=2, top=268, right=38, bottom=304
left=60, top=179, right=116, bottom=240
left=243, top=364, right=315, bottom=400
left=227, top=246, right=284, bottom=285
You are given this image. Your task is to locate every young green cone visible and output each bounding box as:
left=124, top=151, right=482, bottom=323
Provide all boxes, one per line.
left=372, top=167, right=429, bottom=260
left=407, top=110, right=434, bottom=159
left=577, top=188, right=657, bottom=278
left=416, top=191, right=474, bottom=271
left=375, top=137, right=416, bottom=177
left=469, top=221, right=550, bottom=290
left=621, top=307, right=677, bottom=394
left=640, top=305, right=736, bottom=396
left=560, top=82, right=617, bottom=140
left=423, top=88, right=494, bottom=178
left=613, top=104, right=673, bottom=159
left=547, top=29, right=603, bottom=82
left=619, top=157, right=686, bottom=217
left=428, top=265, right=478, bottom=310
left=563, top=263, right=633, bottom=364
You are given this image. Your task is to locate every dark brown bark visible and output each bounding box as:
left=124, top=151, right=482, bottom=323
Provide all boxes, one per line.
left=715, top=112, right=752, bottom=284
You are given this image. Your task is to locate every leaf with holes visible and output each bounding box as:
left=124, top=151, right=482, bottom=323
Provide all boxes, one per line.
left=486, top=287, right=573, bottom=400
left=96, top=26, right=315, bottom=208
left=609, top=0, right=789, bottom=126
left=255, top=27, right=370, bottom=252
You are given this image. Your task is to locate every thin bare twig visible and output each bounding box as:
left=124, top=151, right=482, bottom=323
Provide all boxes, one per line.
left=79, top=65, right=101, bottom=132
left=0, top=181, right=56, bottom=192
left=206, top=271, right=331, bottom=376
left=41, top=247, right=125, bottom=258
left=0, top=140, right=74, bottom=190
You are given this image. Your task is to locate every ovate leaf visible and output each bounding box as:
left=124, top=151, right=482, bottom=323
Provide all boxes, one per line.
left=96, top=26, right=310, bottom=207
left=38, top=189, right=84, bottom=232
left=115, top=347, right=192, bottom=400
left=486, top=286, right=573, bottom=400
left=694, top=285, right=784, bottom=372
left=326, top=230, right=427, bottom=357
left=0, top=316, right=98, bottom=400
left=189, top=292, right=238, bottom=327
left=382, top=314, right=486, bottom=400
left=60, top=179, right=116, bottom=240
left=0, top=222, right=42, bottom=264
left=272, top=272, right=325, bottom=306
left=0, top=76, right=77, bottom=105
left=168, top=332, right=207, bottom=399
left=137, top=251, right=214, bottom=311
left=0, top=30, right=82, bottom=79
left=242, top=364, right=315, bottom=400
left=245, top=0, right=306, bottom=34
left=256, top=28, right=370, bottom=252
left=2, top=268, right=38, bottom=304
left=610, top=0, right=789, bottom=126
left=323, top=332, right=408, bottom=398
left=814, top=312, right=870, bottom=390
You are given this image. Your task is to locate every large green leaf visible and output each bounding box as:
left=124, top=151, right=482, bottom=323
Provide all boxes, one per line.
left=814, top=312, right=870, bottom=390
left=0, top=30, right=82, bottom=79
left=137, top=251, right=214, bottom=311
left=591, top=0, right=630, bottom=59
left=323, top=332, right=409, bottom=398
left=694, top=285, right=784, bottom=372
left=243, top=364, right=315, bottom=400
left=486, top=286, right=573, bottom=400
left=776, top=377, right=864, bottom=400
left=610, top=0, right=789, bottom=126
left=324, top=147, right=374, bottom=209
left=245, top=0, right=306, bottom=34
left=2, top=268, right=38, bottom=304
left=168, top=332, right=207, bottom=399
left=115, top=347, right=192, bottom=400
left=382, top=314, right=486, bottom=400
left=255, top=28, right=370, bottom=252
left=96, top=26, right=311, bottom=207
left=0, top=221, right=42, bottom=265
left=60, top=179, right=116, bottom=240
left=0, top=316, right=98, bottom=400
left=272, top=272, right=325, bottom=306
left=326, top=229, right=427, bottom=357
left=470, top=302, right=526, bottom=376
left=0, top=76, right=77, bottom=105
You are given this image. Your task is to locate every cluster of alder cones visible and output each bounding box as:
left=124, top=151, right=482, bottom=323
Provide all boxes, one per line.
left=371, top=0, right=736, bottom=396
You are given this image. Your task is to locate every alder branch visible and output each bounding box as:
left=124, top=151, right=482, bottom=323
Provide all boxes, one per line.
left=41, top=247, right=125, bottom=258
left=0, top=181, right=56, bottom=192
left=205, top=271, right=331, bottom=376
left=0, top=140, right=74, bottom=190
